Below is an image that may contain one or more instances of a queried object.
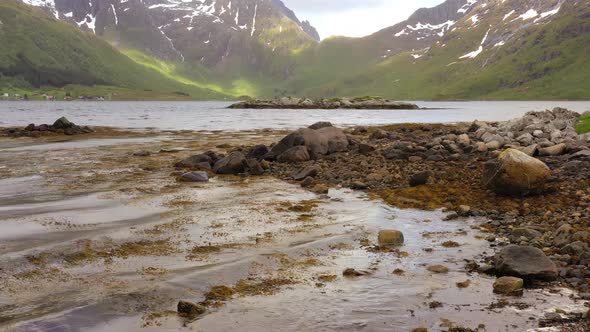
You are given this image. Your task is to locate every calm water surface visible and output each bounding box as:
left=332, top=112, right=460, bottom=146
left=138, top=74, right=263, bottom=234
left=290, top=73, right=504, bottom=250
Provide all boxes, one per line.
left=0, top=101, right=589, bottom=131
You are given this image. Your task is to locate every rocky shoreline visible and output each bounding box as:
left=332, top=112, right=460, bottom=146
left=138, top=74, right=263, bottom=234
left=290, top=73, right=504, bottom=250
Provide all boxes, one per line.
left=2, top=108, right=590, bottom=330
left=172, top=107, right=590, bottom=320
left=227, top=96, right=419, bottom=110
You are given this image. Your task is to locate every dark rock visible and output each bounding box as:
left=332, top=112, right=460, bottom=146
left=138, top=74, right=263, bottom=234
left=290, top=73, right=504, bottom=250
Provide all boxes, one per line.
left=277, top=146, right=310, bottom=163
left=246, top=145, right=269, bottom=160
left=244, top=159, right=264, bottom=175
left=409, top=171, right=432, bottom=187
left=267, top=127, right=349, bottom=160
left=301, top=176, right=315, bottom=188
left=308, top=122, right=333, bottom=130
left=495, top=245, right=558, bottom=281
left=291, top=166, right=319, bottom=181
left=25, top=124, right=35, bottom=131
left=370, top=129, right=389, bottom=140
left=358, top=143, right=376, bottom=155
left=213, top=152, right=246, bottom=174
left=351, top=182, right=368, bottom=190
left=53, top=117, right=74, bottom=129
left=177, top=300, right=206, bottom=317
left=175, top=154, right=212, bottom=168
left=343, top=268, right=370, bottom=277
left=493, top=276, right=524, bottom=295
left=133, top=150, right=152, bottom=157
left=560, top=241, right=589, bottom=257
left=179, top=171, right=209, bottom=182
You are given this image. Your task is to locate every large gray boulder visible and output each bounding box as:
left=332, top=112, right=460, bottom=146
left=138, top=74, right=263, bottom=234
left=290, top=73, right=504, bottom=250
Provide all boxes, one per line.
left=495, top=245, right=557, bottom=281
left=483, top=148, right=551, bottom=196
left=213, top=152, right=246, bottom=174
left=267, top=126, right=349, bottom=160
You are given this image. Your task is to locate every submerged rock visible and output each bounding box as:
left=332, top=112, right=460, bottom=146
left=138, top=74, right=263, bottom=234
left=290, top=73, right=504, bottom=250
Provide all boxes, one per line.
left=495, top=245, right=557, bottom=281
left=483, top=148, right=551, bottom=196
left=177, top=300, right=206, bottom=317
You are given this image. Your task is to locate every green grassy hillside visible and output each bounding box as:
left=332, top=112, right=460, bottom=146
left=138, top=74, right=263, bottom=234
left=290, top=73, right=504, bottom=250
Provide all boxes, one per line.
left=0, top=0, right=229, bottom=100
left=281, top=3, right=590, bottom=100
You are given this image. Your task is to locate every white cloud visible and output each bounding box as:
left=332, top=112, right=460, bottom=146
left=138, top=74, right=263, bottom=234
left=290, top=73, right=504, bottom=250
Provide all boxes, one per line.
left=282, top=0, right=445, bottom=39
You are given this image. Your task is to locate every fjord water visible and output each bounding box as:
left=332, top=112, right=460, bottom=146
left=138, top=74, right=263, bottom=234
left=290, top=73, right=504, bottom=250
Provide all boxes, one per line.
left=1, top=101, right=589, bottom=131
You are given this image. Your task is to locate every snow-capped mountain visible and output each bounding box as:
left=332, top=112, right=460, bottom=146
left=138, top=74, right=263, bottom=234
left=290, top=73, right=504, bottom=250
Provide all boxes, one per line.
left=22, top=0, right=320, bottom=67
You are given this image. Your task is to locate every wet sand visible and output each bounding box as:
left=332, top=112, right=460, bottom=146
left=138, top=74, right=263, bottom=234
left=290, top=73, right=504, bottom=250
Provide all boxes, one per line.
left=0, top=129, right=587, bottom=332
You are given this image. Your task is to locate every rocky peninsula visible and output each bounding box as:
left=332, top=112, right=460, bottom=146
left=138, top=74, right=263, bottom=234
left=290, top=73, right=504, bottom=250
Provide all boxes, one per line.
left=228, top=96, right=419, bottom=109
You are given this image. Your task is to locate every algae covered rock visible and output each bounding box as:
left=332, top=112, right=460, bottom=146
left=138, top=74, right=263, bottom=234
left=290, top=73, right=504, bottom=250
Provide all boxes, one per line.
left=378, top=230, right=404, bottom=246
left=483, top=148, right=551, bottom=196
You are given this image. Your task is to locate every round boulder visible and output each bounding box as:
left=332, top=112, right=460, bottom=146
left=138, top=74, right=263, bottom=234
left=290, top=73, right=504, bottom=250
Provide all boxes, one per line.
left=378, top=230, right=404, bottom=246
left=483, top=148, right=551, bottom=196
left=493, top=276, right=524, bottom=295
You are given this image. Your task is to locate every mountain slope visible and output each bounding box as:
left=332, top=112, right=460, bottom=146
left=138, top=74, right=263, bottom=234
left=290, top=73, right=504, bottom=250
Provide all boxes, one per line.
left=25, top=0, right=319, bottom=79
left=0, top=0, right=230, bottom=99
left=281, top=0, right=590, bottom=100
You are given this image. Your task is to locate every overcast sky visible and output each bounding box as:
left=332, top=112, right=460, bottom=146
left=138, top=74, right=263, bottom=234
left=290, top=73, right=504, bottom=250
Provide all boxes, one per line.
left=282, top=0, right=446, bottom=39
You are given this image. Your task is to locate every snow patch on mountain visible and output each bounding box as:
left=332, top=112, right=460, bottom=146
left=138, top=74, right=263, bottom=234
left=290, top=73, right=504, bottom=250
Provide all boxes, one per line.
left=458, top=0, right=478, bottom=14
left=459, top=28, right=490, bottom=59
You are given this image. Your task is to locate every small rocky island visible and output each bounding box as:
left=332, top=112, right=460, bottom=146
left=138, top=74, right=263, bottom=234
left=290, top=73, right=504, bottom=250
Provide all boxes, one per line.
left=228, top=96, right=419, bottom=110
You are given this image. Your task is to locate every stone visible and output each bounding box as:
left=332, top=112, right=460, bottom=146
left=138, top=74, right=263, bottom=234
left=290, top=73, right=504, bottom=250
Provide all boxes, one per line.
left=267, top=127, right=349, bottom=160
left=486, top=140, right=502, bottom=151
left=311, top=184, right=329, bottom=194
left=476, top=142, right=488, bottom=152
left=246, top=145, right=269, bottom=160
left=493, top=277, right=524, bottom=295
left=213, top=152, right=246, bottom=174
left=358, top=143, right=376, bottom=155
left=572, top=231, right=590, bottom=243
left=301, top=177, right=315, bottom=188
left=292, top=166, right=319, bottom=181
left=378, top=230, right=404, bottom=246
left=511, top=228, right=542, bottom=241
left=483, top=149, right=551, bottom=196
left=457, top=134, right=470, bottom=146
left=244, top=159, right=264, bottom=175
left=560, top=241, right=589, bottom=257
left=533, top=130, right=544, bottom=138
left=520, top=144, right=539, bottom=156
left=351, top=182, right=368, bottom=190
left=133, top=150, right=151, bottom=157
left=308, top=122, right=333, bottom=130
left=409, top=171, right=432, bottom=187
left=370, top=129, right=389, bottom=140
left=343, top=268, right=370, bottom=277
left=277, top=146, right=310, bottom=163
left=179, top=171, right=209, bottom=182
left=495, top=245, right=557, bottom=281
left=427, top=265, right=449, bottom=274
left=553, top=224, right=575, bottom=247
left=25, top=124, right=35, bottom=131
left=539, top=143, right=567, bottom=156
left=175, top=154, right=212, bottom=168
left=53, top=116, right=74, bottom=129
left=177, top=300, right=206, bottom=317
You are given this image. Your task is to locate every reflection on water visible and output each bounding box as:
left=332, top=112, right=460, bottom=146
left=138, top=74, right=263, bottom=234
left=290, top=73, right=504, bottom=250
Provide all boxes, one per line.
left=1, top=101, right=589, bottom=131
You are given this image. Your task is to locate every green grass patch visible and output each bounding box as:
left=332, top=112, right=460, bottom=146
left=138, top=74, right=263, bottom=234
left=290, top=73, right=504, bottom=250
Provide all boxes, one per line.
left=576, top=114, right=590, bottom=134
